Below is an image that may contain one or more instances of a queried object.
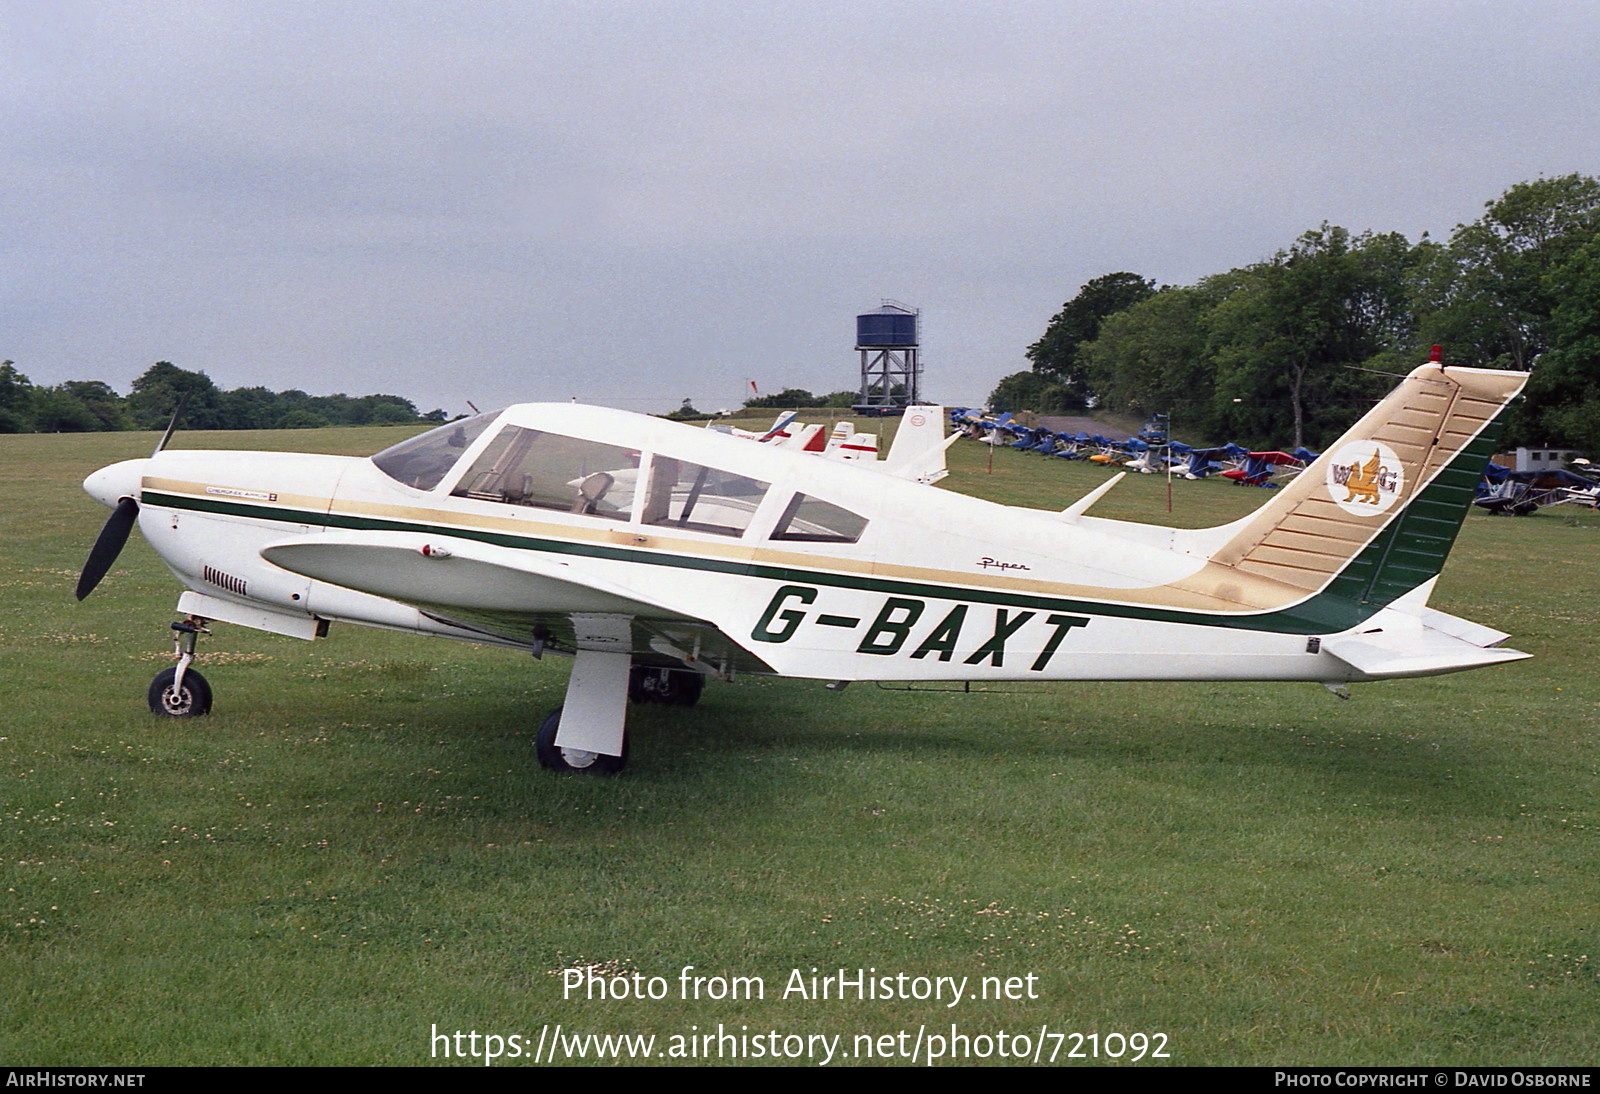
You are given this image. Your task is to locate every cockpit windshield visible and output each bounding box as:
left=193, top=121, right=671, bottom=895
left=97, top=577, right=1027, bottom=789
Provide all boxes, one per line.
left=371, top=411, right=501, bottom=491
left=451, top=426, right=639, bottom=520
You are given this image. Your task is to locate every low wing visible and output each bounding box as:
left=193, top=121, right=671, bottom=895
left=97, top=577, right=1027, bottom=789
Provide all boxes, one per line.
left=260, top=531, right=775, bottom=675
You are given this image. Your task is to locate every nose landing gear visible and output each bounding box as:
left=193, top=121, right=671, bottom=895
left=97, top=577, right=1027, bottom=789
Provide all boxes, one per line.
left=149, top=618, right=213, bottom=717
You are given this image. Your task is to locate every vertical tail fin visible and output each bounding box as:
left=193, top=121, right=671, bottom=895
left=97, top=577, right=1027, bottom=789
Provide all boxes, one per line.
left=883, top=406, right=956, bottom=485
left=1210, top=361, right=1526, bottom=610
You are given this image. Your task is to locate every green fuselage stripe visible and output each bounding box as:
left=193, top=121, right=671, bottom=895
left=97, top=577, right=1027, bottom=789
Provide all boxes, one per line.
left=142, top=412, right=1504, bottom=638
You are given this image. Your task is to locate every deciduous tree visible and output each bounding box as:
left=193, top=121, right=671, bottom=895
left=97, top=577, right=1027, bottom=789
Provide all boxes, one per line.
left=0, top=361, right=37, bottom=433
left=126, top=362, right=225, bottom=430
left=1080, top=286, right=1216, bottom=432
left=1026, top=272, right=1156, bottom=408
left=986, top=371, right=1071, bottom=414
left=1525, top=224, right=1600, bottom=451
left=1206, top=226, right=1413, bottom=449
left=1416, top=173, right=1600, bottom=372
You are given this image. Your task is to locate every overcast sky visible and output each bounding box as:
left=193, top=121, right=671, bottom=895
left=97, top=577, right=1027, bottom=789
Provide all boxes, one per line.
left=4, top=0, right=1597, bottom=416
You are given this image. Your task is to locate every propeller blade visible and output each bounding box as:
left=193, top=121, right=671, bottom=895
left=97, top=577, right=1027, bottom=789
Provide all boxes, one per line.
left=154, top=391, right=189, bottom=456
left=76, top=496, right=139, bottom=601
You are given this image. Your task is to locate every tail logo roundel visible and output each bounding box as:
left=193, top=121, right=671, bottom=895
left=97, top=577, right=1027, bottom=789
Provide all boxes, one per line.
left=1326, top=441, right=1404, bottom=516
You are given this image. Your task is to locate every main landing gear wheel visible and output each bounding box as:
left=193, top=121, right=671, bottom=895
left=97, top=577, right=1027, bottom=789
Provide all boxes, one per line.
left=148, top=666, right=213, bottom=717
left=627, top=666, right=704, bottom=707
left=535, top=706, right=627, bottom=774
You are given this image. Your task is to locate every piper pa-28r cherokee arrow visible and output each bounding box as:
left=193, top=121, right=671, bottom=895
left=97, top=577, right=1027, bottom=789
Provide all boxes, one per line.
left=78, top=353, right=1529, bottom=773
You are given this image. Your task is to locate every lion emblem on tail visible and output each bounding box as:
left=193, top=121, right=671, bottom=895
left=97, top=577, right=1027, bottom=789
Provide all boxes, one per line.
left=1343, top=449, right=1384, bottom=505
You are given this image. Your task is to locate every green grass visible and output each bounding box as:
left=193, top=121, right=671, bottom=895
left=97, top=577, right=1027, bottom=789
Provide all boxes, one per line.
left=2, top=426, right=1597, bottom=1066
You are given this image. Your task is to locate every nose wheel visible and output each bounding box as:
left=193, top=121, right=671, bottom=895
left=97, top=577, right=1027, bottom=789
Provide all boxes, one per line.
left=149, top=618, right=213, bottom=717
left=149, top=665, right=212, bottom=716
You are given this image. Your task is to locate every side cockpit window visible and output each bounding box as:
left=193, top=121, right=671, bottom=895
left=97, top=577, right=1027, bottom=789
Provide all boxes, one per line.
left=371, top=412, right=500, bottom=491
left=450, top=426, right=638, bottom=520
left=770, top=493, right=869, bottom=543
left=642, top=458, right=768, bottom=537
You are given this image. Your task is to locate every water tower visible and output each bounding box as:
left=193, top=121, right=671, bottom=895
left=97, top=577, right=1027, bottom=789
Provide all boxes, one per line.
left=855, top=300, right=920, bottom=414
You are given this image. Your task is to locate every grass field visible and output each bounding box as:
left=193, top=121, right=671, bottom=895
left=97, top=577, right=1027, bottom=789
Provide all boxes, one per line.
left=3, top=423, right=1597, bottom=1066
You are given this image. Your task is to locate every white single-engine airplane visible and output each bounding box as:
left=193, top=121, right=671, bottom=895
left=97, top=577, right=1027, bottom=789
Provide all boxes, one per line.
left=78, top=354, right=1529, bottom=773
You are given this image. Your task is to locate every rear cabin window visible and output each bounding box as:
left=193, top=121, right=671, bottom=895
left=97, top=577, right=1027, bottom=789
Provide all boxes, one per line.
left=371, top=412, right=500, bottom=491
left=770, top=493, right=869, bottom=543
left=642, top=458, right=768, bottom=537
left=451, top=426, right=638, bottom=520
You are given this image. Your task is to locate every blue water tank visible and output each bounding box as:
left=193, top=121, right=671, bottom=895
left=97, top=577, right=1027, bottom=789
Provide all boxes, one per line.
left=856, top=304, right=918, bottom=347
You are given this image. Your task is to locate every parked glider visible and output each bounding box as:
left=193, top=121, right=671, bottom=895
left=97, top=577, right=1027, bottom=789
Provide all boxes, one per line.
left=78, top=358, right=1528, bottom=773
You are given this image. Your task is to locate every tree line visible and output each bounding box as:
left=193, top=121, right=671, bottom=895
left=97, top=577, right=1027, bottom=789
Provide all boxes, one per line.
left=742, top=387, right=860, bottom=410
left=990, top=174, right=1600, bottom=452
left=0, top=361, right=447, bottom=433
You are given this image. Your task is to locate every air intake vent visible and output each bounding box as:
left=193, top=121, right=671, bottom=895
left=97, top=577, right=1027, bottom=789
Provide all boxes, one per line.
left=203, top=565, right=248, bottom=598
